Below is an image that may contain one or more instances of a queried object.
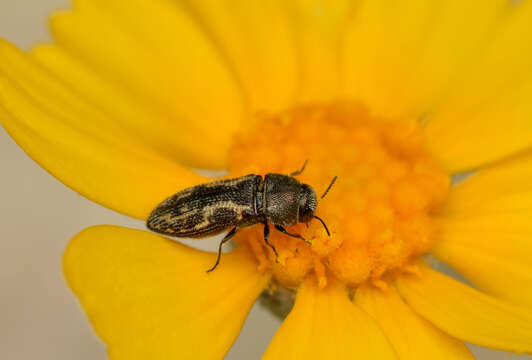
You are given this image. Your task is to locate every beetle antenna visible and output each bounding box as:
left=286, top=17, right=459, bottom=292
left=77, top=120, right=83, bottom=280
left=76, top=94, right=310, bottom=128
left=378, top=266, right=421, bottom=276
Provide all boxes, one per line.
left=313, top=215, right=330, bottom=236
left=320, top=176, right=338, bottom=199
left=290, top=159, right=309, bottom=176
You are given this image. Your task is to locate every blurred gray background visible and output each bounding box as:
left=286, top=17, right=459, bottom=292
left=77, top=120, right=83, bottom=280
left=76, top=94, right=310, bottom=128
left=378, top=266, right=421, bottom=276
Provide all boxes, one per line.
left=0, top=1, right=528, bottom=359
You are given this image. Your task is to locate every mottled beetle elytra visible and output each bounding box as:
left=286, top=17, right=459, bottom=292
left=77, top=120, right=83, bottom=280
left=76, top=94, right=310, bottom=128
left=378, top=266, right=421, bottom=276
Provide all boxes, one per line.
left=147, top=161, right=337, bottom=272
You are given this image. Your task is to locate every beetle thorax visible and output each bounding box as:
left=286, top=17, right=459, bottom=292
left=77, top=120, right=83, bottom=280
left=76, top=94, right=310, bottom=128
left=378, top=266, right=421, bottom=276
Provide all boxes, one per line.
left=262, top=174, right=302, bottom=226
left=298, top=184, right=316, bottom=223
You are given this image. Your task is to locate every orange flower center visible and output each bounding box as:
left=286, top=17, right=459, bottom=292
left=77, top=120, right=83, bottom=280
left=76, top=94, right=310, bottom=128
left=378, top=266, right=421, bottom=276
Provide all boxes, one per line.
left=228, top=103, right=450, bottom=289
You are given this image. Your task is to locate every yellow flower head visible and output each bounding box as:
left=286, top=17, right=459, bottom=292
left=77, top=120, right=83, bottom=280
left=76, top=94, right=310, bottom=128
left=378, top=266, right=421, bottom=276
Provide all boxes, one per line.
left=228, top=103, right=449, bottom=289
left=2, top=0, right=532, bottom=359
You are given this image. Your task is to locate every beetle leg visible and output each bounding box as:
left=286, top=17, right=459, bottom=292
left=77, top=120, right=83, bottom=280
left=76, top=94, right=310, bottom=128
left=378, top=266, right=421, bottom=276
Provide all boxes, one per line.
left=206, top=227, right=238, bottom=273
left=263, top=222, right=279, bottom=263
left=274, top=225, right=312, bottom=245
left=289, top=159, right=309, bottom=176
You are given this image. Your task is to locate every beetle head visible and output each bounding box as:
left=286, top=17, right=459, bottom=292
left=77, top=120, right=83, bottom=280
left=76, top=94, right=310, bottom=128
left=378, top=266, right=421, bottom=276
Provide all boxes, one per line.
left=298, top=184, right=317, bottom=223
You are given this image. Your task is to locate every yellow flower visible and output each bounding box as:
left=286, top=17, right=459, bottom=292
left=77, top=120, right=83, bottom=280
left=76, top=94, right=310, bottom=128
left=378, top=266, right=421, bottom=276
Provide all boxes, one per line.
left=2, top=1, right=532, bottom=359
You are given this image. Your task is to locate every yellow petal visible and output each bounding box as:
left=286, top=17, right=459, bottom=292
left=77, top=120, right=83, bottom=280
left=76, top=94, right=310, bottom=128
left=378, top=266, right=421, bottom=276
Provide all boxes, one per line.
left=49, top=0, right=247, bottom=168
left=262, top=280, right=397, bottom=360
left=286, top=0, right=356, bottom=104
left=433, top=153, right=532, bottom=306
left=181, top=0, right=298, bottom=113
left=31, top=43, right=232, bottom=170
left=425, top=2, right=532, bottom=172
left=342, top=0, right=507, bottom=119
left=355, top=285, right=474, bottom=360
left=0, top=40, right=206, bottom=219
left=64, top=225, right=269, bottom=360
left=396, top=264, right=532, bottom=353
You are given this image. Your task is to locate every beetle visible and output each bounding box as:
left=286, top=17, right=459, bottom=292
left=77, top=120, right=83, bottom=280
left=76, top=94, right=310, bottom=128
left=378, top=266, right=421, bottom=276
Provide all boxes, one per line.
left=146, top=161, right=337, bottom=272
